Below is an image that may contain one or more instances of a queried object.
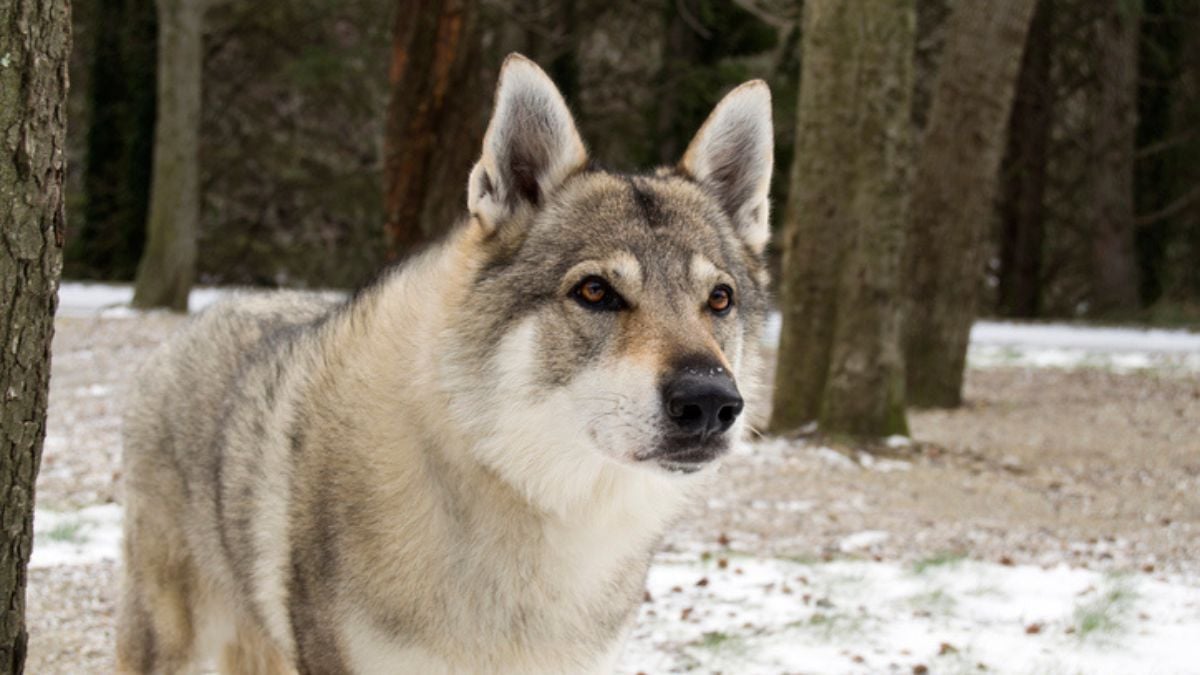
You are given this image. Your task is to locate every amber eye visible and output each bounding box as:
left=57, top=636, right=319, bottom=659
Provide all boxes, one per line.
left=580, top=278, right=607, bottom=304
left=708, top=285, right=733, bottom=315
left=572, top=276, right=627, bottom=312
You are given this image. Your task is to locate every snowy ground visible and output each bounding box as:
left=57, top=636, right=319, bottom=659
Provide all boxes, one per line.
left=29, top=504, right=1200, bottom=674
left=28, top=283, right=1200, bottom=674
left=626, top=550, right=1200, bottom=674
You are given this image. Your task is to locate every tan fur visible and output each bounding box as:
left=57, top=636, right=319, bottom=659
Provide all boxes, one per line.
left=119, top=55, right=771, bottom=674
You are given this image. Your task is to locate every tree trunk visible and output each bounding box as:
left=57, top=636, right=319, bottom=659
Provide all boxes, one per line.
left=997, top=0, right=1052, bottom=319
left=72, top=0, right=156, bottom=281
left=1166, top=6, right=1200, bottom=301
left=655, top=0, right=703, bottom=165
left=904, top=0, right=1038, bottom=408
left=770, top=0, right=913, bottom=438
left=1088, top=3, right=1141, bottom=315
left=383, top=0, right=485, bottom=260
left=0, top=0, right=70, bottom=669
left=132, top=0, right=202, bottom=311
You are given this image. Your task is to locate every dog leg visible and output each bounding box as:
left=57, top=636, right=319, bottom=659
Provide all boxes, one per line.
left=218, top=617, right=295, bottom=675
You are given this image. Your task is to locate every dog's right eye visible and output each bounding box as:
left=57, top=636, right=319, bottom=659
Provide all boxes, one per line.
left=572, top=276, right=627, bottom=312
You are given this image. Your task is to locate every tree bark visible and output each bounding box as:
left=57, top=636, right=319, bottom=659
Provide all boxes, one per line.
left=1087, top=3, right=1141, bottom=314
left=132, top=0, right=202, bottom=311
left=997, top=0, right=1052, bottom=319
left=0, top=0, right=70, bottom=669
left=383, top=0, right=485, bottom=260
left=904, top=0, right=1038, bottom=408
left=771, top=0, right=913, bottom=438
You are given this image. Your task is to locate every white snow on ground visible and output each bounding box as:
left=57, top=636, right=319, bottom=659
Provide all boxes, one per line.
left=763, top=311, right=1200, bottom=372
left=838, top=530, right=891, bottom=552
left=29, top=503, right=1200, bottom=674
left=620, top=549, right=1200, bottom=675
left=56, top=282, right=344, bottom=317
left=969, top=321, right=1200, bottom=353
left=31, top=504, right=123, bottom=568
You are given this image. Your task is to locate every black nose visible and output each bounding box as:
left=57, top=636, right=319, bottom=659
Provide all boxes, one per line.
left=664, top=372, right=743, bottom=441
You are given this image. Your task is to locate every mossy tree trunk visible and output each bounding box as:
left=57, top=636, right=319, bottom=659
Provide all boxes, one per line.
left=0, top=0, right=70, bottom=669
left=904, top=0, right=1038, bottom=408
left=770, top=0, right=913, bottom=439
left=383, top=0, right=485, bottom=260
left=131, top=0, right=203, bottom=311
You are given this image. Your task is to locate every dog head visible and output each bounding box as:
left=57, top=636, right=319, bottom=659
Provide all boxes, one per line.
left=446, top=54, right=771, bottom=503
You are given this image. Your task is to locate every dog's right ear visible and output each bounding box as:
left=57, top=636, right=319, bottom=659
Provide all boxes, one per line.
left=467, top=54, right=588, bottom=235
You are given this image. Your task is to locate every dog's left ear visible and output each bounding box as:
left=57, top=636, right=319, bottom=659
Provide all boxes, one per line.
left=468, top=54, right=588, bottom=235
left=680, top=81, right=773, bottom=253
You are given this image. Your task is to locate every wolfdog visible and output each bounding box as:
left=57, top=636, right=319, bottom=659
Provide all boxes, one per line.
left=117, top=54, right=773, bottom=674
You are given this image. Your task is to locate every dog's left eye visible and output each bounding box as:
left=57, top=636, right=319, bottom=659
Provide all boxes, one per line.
left=572, top=276, right=627, bottom=312
left=708, top=285, right=734, bottom=315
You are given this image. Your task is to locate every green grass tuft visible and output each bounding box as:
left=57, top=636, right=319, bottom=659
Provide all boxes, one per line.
left=912, top=552, right=966, bottom=574
left=698, top=631, right=733, bottom=649
left=46, top=520, right=84, bottom=543
left=1072, top=575, right=1137, bottom=639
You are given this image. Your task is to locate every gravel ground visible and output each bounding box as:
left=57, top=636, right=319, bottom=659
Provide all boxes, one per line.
left=26, top=313, right=1200, bottom=673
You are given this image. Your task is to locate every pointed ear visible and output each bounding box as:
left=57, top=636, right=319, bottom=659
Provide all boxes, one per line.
left=680, top=81, right=774, bottom=253
left=467, top=54, right=588, bottom=234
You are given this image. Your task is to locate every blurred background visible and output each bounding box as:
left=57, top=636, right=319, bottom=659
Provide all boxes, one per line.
left=65, top=0, right=1200, bottom=321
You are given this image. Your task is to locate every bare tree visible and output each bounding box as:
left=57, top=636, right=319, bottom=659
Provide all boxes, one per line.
left=1087, top=2, right=1141, bottom=314
left=383, top=0, right=485, bottom=260
left=904, top=0, right=1039, bottom=408
left=771, top=0, right=913, bottom=438
left=0, top=0, right=70, bottom=667
left=74, top=0, right=156, bottom=281
left=998, top=0, right=1052, bottom=319
left=132, top=0, right=204, bottom=310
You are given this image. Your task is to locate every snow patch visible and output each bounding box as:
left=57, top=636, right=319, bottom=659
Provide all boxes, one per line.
left=56, top=282, right=345, bottom=317
left=620, top=553, right=1200, bottom=675
left=969, top=321, right=1200, bottom=353
left=31, top=504, right=123, bottom=568
left=838, top=530, right=891, bottom=552
left=812, top=446, right=856, bottom=469
left=857, top=452, right=911, bottom=473
left=764, top=311, right=1200, bottom=372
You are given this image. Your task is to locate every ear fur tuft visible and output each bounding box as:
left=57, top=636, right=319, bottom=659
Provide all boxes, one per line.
left=680, top=81, right=774, bottom=253
left=467, top=54, right=587, bottom=234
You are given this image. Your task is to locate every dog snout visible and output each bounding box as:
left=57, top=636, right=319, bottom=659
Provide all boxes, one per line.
left=663, top=370, right=743, bottom=441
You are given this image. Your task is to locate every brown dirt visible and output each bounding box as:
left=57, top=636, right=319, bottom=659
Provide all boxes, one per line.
left=25, top=314, right=1200, bottom=673
left=668, top=367, right=1200, bottom=578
